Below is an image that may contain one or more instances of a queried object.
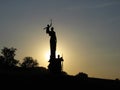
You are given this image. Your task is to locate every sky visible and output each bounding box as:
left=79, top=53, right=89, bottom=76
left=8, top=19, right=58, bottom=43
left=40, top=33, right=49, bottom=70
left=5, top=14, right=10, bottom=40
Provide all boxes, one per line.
left=0, top=0, right=120, bottom=79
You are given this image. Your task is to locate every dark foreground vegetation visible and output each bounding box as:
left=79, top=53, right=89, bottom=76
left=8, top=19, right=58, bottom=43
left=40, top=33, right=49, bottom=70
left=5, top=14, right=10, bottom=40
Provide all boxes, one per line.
left=0, top=47, right=120, bottom=89
left=0, top=67, right=120, bottom=89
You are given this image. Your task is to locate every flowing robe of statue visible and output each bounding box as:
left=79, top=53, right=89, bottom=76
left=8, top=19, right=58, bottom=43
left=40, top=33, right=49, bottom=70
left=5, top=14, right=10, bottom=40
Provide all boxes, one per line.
left=46, top=27, right=57, bottom=59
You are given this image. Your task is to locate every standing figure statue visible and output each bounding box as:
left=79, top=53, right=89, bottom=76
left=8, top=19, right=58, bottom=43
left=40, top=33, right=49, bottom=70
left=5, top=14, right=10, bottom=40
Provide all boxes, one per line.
left=43, top=21, right=57, bottom=60
left=43, top=20, right=64, bottom=74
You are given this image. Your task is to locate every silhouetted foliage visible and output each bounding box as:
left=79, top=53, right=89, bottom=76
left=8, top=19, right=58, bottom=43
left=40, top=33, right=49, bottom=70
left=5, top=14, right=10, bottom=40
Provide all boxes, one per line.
left=0, top=47, right=119, bottom=89
left=75, top=72, right=88, bottom=80
left=38, top=66, right=49, bottom=73
left=20, top=57, right=39, bottom=68
left=115, top=78, right=119, bottom=81
left=0, top=47, right=19, bottom=68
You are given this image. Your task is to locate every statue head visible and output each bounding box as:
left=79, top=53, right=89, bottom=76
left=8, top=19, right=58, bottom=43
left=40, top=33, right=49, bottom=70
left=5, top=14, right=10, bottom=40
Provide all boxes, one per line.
left=51, top=27, right=54, bottom=31
left=58, top=54, right=60, bottom=58
left=47, top=24, right=49, bottom=27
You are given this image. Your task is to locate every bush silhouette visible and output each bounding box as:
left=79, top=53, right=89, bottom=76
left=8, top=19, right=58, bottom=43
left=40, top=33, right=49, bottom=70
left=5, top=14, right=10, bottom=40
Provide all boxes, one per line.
left=20, top=57, right=39, bottom=68
left=0, top=47, right=19, bottom=68
left=75, top=72, right=88, bottom=80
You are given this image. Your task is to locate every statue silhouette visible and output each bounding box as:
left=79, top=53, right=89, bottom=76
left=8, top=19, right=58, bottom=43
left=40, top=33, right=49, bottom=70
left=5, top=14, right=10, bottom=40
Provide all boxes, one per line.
left=44, top=21, right=63, bottom=74
left=44, top=20, right=57, bottom=59
left=46, top=27, right=57, bottom=59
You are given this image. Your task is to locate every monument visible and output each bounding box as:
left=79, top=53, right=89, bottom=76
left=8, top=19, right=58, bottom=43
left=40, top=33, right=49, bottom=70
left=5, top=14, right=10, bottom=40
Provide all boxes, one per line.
left=43, top=20, right=64, bottom=74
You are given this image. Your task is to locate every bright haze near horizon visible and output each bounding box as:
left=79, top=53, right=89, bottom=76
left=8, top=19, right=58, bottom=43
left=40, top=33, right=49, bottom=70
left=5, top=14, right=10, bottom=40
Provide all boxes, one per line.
left=0, top=0, right=120, bottom=79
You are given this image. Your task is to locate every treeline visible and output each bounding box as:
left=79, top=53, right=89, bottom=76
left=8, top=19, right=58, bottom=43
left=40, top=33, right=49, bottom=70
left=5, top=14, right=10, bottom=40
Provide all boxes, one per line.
left=0, top=47, right=86, bottom=76
left=0, top=46, right=68, bottom=75
left=0, top=47, right=39, bottom=68
left=0, top=47, right=119, bottom=89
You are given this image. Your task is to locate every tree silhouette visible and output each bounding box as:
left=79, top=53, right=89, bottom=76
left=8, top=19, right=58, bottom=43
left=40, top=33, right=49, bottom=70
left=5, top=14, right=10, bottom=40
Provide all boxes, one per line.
left=0, top=47, right=19, bottom=68
left=75, top=72, right=88, bottom=80
left=20, top=57, right=39, bottom=68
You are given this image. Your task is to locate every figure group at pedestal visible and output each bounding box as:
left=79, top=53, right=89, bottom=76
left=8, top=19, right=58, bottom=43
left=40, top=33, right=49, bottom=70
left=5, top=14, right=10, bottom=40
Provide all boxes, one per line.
left=43, top=20, right=63, bottom=74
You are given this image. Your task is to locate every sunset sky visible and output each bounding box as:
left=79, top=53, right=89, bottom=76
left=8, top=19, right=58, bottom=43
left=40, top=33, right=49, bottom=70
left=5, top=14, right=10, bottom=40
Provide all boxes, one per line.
left=0, top=0, right=120, bottom=79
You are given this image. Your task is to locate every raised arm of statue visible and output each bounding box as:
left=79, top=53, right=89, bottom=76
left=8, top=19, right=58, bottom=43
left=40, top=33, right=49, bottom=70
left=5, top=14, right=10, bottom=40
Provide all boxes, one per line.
left=43, top=21, right=52, bottom=34
left=43, top=19, right=52, bottom=30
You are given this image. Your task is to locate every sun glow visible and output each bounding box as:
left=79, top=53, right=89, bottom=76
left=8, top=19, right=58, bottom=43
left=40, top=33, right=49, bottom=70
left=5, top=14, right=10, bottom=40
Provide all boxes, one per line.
left=45, top=51, right=50, bottom=61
